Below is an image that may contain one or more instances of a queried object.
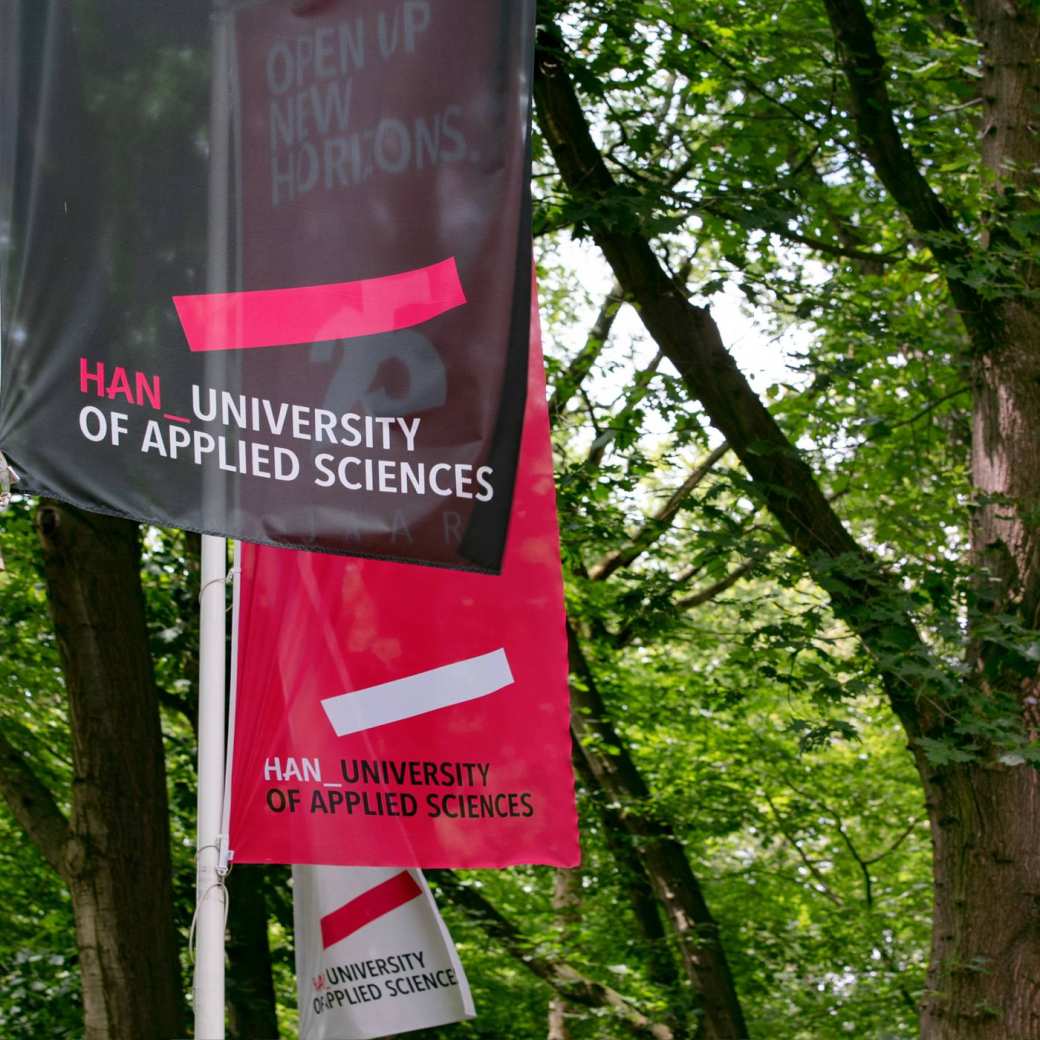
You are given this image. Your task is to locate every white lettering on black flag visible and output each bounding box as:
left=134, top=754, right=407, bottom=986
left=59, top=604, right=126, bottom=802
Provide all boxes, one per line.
left=294, top=865, right=474, bottom=1039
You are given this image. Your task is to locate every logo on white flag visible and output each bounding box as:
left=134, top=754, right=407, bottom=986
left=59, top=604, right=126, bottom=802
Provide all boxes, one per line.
left=295, top=866, right=475, bottom=1040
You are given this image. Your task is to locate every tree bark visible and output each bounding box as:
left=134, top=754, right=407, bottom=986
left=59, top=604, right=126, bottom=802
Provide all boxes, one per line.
left=826, top=2, right=1040, bottom=1034
left=920, top=763, right=1040, bottom=1038
left=965, top=0, right=1040, bottom=646
left=35, top=500, right=184, bottom=1040
left=923, top=3, right=1040, bottom=1036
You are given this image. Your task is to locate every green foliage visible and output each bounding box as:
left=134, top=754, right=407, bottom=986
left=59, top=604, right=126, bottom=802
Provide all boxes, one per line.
left=0, top=499, right=80, bottom=1037
left=0, top=948, right=80, bottom=1040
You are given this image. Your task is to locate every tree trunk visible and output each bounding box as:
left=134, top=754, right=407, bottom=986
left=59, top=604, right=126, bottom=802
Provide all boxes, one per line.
left=920, top=761, right=1040, bottom=1039
left=227, top=866, right=281, bottom=1040
left=36, top=500, right=184, bottom=1040
left=924, top=5, right=1040, bottom=1038
left=967, top=0, right=1040, bottom=648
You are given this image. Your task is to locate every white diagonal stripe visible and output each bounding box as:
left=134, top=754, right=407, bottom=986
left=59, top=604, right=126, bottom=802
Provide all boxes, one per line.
left=320, top=648, right=514, bottom=737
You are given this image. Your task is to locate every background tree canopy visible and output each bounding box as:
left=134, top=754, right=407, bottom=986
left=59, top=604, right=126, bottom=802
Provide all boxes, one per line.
left=1, top=0, right=1038, bottom=1038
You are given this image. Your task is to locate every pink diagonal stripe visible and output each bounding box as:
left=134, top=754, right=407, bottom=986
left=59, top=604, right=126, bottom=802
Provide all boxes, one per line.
left=172, top=257, right=465, bottom=352
left=320, top=871, right=422, bottom=950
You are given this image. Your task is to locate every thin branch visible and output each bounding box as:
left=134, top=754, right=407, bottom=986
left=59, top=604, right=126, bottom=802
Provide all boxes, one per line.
left=830, top=815, right=927, bottom=1014
left=761, top=757, right=924, bottom=1013
left=591, top=443, right=730, bottom=581
left=833, top=818, right=875, bottom=910
left=862, top=816, right=926, bottom=867
left=762, top=224, right=903, bottom=265
left=674, top=557, right=757, bottom=610
left=549, top=281, right=626, bottom=428
left=778, top=771, right=926, bottom=893
left=762, top=791, right=844, bottom=907
left=611, top=531, right=772, bottom=649
left=882, top=385, right=970, bottom=431
left=789, top=153, right=893, bottom=275
left=577, top=385, right=604, bottom=441
left=586, top=351, right=665, bottom=470
left=674, top=190, right=907, bottom=266
left=682, top=32, right=819, bottom=130
left=613, top=558, right=759, bottom=648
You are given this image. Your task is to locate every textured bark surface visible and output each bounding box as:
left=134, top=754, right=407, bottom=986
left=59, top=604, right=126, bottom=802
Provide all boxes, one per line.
left=35, top=500, right=183, bottom=1040
left=920, top=4, right=1040, bottom=1037
left=920, top=763, right=1040, bottom=1039
left=967, top=0, right=1040, bottom=638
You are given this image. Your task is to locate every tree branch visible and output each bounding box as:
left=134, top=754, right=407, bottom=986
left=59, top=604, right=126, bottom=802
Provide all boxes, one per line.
left=761, top=791, right=844, bottom=907
left=680, top=30, right=819, bottom=129
left=549, top=280, right=626, bottom=428
left=674, top=558, right=758, bottom=611
left=534, top=21, right=937, bottom=740
left=586, top=351, right=664, bottom=470
left=863, top=815, right=926, bottom=866
left=882, top=385, right=970, bottom=431
left=567, top=623, right=750, bottom=1038
left=0, top=726, right=71, bottom=881
left=431, top=872, right=675, bottom=1040
left=820, top=0, right=996, bottom=350
left=571, top=739, right=685, bottom=999
left=611, top=546, right=763, bottom=649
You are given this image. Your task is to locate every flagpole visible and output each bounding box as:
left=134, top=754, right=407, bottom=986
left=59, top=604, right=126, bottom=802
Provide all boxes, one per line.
left=195, top=2, right=232, bottom=1035
left=195, top=534, right=227, bottom=1039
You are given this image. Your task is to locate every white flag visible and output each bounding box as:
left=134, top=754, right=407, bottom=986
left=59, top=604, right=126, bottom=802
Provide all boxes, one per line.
left=294, top=866, right=475, bottom=1039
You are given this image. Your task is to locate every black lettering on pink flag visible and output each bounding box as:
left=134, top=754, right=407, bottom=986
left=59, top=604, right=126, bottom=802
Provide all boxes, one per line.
left=0, top=0, right=534, bottom=572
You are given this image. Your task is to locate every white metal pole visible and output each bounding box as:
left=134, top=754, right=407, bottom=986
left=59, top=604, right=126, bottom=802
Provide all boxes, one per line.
left=195, top=534, right=228, bottom=1040
left=195, top=2, right=231, bottom=1035
left=219, top=540, right=242, bottom=870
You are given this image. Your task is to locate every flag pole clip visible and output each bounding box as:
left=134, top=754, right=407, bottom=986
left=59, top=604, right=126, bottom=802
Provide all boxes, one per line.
left=0, top=451, right=13, bottom=510
left=217, top=838, right=233, bottom=876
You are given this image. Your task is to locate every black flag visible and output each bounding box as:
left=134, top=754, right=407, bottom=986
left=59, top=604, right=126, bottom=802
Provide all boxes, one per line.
left=0, top=0, right=533, bottom=572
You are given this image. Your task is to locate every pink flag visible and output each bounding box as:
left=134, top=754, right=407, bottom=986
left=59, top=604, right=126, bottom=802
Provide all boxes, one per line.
left=224, top=297, right=579, bottom=867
